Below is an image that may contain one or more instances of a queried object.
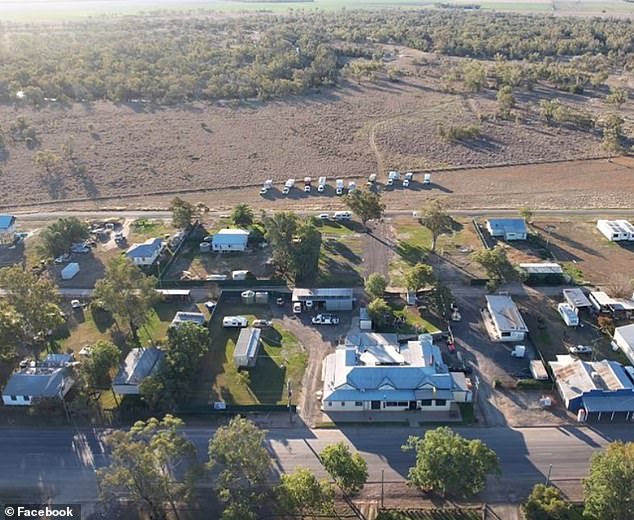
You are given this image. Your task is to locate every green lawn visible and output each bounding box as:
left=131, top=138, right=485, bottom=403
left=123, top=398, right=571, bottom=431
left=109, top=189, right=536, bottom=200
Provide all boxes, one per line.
left=318, top=234, right=364, bottom=287
left=128, top=218, right=175, bottom=243
left=197, top=300, right=307, bottom=406
left=390, top=220, right=432, bottom=286
left=394, top=305, right=441, bottom=334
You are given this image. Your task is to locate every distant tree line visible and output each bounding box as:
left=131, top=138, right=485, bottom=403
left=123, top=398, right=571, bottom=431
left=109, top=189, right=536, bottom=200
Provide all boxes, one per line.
left=0, top=10, right=633, bottom=104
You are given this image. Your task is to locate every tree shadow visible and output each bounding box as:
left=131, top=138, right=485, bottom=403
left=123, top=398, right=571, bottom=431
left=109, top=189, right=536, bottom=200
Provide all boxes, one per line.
left=323, top=239, right=361, bottom=264
left=248, top=347, right=287, bottom=404
left=395, top=241, right=428, bottom=265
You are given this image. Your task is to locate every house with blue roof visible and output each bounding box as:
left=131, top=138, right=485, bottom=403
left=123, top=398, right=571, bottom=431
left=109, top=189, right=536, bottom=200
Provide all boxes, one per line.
left=321, top=333, right=471, bottom=416
left=125, top=237, right=163, bottom=267
left=549, top=355, right=634, bottom=422
left=212, top=228, right=249, bottom=252
left=0, top=214, right=16, bottom=244
left=486, top=218, right=527, bottom=240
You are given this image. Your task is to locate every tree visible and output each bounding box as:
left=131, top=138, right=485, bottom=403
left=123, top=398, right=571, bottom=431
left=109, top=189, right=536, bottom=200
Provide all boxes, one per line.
left=208, top=417, right=272, bottom=520
left=522, top=484, right=575, bottom=520
left=606, top=274, right=634, bottom=299
left=231, top=203, right=254, bottom=227
left=365, top=272, right=387, bottom=300
left=0, top=266, right=64, bottom=347
left=81, top=340, right=120, bottom=389
left=277, top=468, right=334, bottom=517
left=265, top=212, right=299, bottom=277
left=291, top=220, right=322, bottom=282
left=38, top=217, right=89, bottom=258
left=33, top=149, right=61, bottom=175
left=367, top=297, right=393, bottom=329
left=0, top=301, right=23, bottom=360
left=605, top=87, right=627, bottom=106
left=404, top=263, right=434, bottom=292
left=94, top=256, right=160, bottom=343
left=462, top=60, right=486, bottom=92
left=471, top=245, right=515, bottom=283
left=320, top=442, right=368, bottom=495
left=496, top=85, right=515, bottom=115
left=402, top=427, right=500, bottom=498
left=518, top=206, right=534, bottom=224
left=584, top=441, right=634, bottom=520
left=601, top=113, right=624, bottom=152
left=430, top=283, right=454, bottom=320
left=343, top=189, right=385, bottom=227
left=169, top=197, right=195, bottom=229
left=419, top=200, right=453, bottom=252
left=97, top=415, right=200, bottom=520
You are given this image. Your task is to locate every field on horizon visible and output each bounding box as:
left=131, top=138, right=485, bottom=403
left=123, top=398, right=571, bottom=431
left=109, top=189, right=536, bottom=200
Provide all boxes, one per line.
left=1, top=0, right=634, bottom=20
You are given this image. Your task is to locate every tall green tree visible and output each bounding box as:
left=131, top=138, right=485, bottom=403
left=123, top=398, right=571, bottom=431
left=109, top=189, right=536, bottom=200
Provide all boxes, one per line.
left=584, top=441, right=634, bottom=520
left=470, top=245, right=515, bottom=283
left=208, top=417, right=272, bottom=520
left=320, top=442, right=368, bottom=495
left=462, top=60, right=486, bottom=92
left=277, top=468, right=334, bottom=517
left=97, top=415, right=200, bottom=520
left=169, top=197, right=196, bottom=229
left=81, top=340, right=120, bottom=389
left=292, top=220, right=322, bottom=282
left=0, top=266, right=64, bottom=347
left=365, top=272, right=387, bottom=300
left=0, top=301, right=23, bottom=360
left=343, top=189, right=385, bottom=227
left=522, top=484, right=575, bottom=520
left=94, top=257, right=160, bottom=343
left=367, top=297, right=392, bottom=329
left=518, top=206, right=534, bottom=223
left=231, top=203, right=254, bottom=227
left=404, top=263, right=434, bottom=292
left=419, top=200, right=453, bottom=252
left=38, top=216, right=89, bottom=258
left=402, top=427, right=500, bottom=498
left=265, top=212, right=299, bottom=277
left=601, top=113, right=624, bottom=152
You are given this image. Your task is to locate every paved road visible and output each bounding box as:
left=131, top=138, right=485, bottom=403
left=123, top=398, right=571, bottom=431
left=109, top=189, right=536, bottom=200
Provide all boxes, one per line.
left=1, top=423, right=633, bottom=505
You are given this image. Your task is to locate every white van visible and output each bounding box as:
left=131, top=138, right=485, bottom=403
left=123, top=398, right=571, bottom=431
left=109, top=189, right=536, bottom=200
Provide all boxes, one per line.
left=292, top=302, right=302, bottom=314
left=333, top=211, right=352, bottom=221
left=222, top=316, right=248, bottom=328
left=423, top=173, right=431, bottom=185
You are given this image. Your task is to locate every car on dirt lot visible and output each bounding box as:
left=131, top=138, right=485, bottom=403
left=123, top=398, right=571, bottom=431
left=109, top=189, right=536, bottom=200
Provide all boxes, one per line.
left=252, top=319, right=273, bottom=328
left=311, top=313, right=340, bottom=325
left=570, top=344, right=592, bottom=355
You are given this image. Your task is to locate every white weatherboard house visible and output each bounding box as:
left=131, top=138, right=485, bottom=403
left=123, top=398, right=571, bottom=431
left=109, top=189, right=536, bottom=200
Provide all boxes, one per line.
left=322, top=333, right=471, bottom=414
left=613, top=324, right=634, bottom=366
left=486, top=218, right=527, bottom=240
left=2, top=354, right=74, bottom=406
left=212, top=229, right=249, bottom=252
left=0, top=214, right=16, bottom=244
left=486, top=295, right=529, bottom=342
left=112, top=347, right=164, bottom=395
left=125, top=238, right=163, bottom=267
left=596, top=220, right=634, bottom=242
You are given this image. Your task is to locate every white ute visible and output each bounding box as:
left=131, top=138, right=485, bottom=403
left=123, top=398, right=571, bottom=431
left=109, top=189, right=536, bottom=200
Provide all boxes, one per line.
left=387, top=170, right=399, bottom=186
left=304, top=176, right=312, bottom=193
left=282, top=178, right=295, bottom=195
left=403, top=172, right=413, bottom=187
left=335, top=178, right=344, bottom=196
left=317, top=176, right=327, bottom=192
left=348, top=181, right=356, bottom=194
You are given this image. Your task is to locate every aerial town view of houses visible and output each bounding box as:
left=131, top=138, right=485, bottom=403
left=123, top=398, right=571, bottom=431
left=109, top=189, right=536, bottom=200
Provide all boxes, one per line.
left=1, top=1, right=634, bottom=520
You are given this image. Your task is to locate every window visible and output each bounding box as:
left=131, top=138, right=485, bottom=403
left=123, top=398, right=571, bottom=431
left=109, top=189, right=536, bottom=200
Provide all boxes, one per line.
left=23, top=396, right=30, bottom=402
left=327, top=402, right=332, bottom=407
left=386, top=402, right=397, bottom=407
left=10, top=395, right=17, bottom=401
left=341, top=402, right=345, bottom=407
left=435, top=399, right=446, bottom=406
left=501, top=332, right=511, bottom=337
left=354, top=401, right=363, bottom=407
left=420, top=399, right=432, bottom=406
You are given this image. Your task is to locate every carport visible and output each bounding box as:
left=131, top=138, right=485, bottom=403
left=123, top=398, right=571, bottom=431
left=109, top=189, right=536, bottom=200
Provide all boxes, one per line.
left=582, top=395, right=634, bottom=423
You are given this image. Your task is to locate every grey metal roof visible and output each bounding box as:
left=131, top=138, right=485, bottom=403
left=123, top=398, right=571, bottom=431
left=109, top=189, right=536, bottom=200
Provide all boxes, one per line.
left=3, top=369, right=67, bottom=398
left=519, top=263, right=563, bottom=274
left=126, top=238, right=163, bottom=259
left=563, top=288, right=591, bottom=308
left=234, top=328, right=261, bottom=362
left=113, top=348, right=163, bottom=387
left=293, top=287, right=354, bottom=300
left=486, top=295, right=528, bottom=333
left=170, top=312, right=206, bottom=327
left=583, top=394, right=634, bottom=413
left=616, top=324, right=634, bottom=345
left=487, top=218, right=527, bottom=234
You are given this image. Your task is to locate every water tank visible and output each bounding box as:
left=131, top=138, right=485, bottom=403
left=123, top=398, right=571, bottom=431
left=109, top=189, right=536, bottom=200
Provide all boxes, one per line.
left=199, top=242, right=211, bottom=253
left=241, top=290, right=255, bottom=304
left=255, top=291, right=269, bottom=304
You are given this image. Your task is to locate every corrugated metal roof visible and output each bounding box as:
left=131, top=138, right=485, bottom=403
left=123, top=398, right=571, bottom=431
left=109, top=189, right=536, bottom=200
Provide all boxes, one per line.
left=2, top=369, right=67, bottom=398
left=126, top=238, right=162, bottom=259
left=583, top=394, right=634, bottom=413
left=563, top=288, right=591, bottom=308
left=234, top=328, right=261, bottom=361
left=293, top=287, right=354, bottom=299
left=487, top=218, right=527, bottom=234
left=486, top=295, right=528, bottom=333
left=519, top=263, right=563, bottom=274
left=113, top=348, right=163, bottom=386
left=0, top=215, right=15, bottom=230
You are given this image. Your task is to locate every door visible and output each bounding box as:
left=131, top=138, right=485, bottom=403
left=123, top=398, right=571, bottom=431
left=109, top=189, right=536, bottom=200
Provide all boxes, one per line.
left=409, top=401, right=417, bottom=410
left=371, top=401, right=381, bottom=410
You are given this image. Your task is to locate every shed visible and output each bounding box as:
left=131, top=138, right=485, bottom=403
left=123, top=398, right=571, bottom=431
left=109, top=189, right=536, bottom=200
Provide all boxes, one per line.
left=0, top=214, right=16, bottom=244
left=234, top=327, right=261, bottom=368
left=292, top=287, right=354, bottom=311
left=156, top=289, right=191, bottom=302
left=530, top=360, right=549, bottom=381
left=112, top=348, right=164, bottom=395
left=614, top=324, right=634, bottom=366
left=61, top=262, right=80, bottom=280
left=212, top=229, right=249, bottom=252
left=486, top=218, right=527, bottom=240
left=519, top=263, right=564, bottom=286
left=170, top=311, right=206, bottom=328
left=563, top=288, right=591, bottom=310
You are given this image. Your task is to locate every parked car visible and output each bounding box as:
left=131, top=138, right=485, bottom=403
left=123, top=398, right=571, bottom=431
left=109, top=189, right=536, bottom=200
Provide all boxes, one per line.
left=54, top=253, right=72, bottom=264
left=70, top=299, right=83, bottom=309
left=570, top=345, right=592, bottom=355
left=70, top=243, right=90, bottom=254
left=311, top=313, right=340, bottom=325
left=276, top=297, right=285, bottom=306
left=317, top=213, right=330, bottom=220
left=204, top=301, right=217, bottom=312
left=252, top=319, right=273, bottom=328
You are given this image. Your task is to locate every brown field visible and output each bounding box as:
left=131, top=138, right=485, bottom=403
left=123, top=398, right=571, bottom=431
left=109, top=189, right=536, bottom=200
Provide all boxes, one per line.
left=2, top=46, right=631, bottom=212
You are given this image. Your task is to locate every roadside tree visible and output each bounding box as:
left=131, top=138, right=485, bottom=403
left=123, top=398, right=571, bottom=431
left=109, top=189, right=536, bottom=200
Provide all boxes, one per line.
left=231, top=203, right=254, bottom=227
left=169, top=197, right=196, bottom=229
left=0, top=266, right=64, bottom=348
left=320, top=441, right=368, bottom=495
left=365, top=272, right=387, bottom=300
left=522, top=484, right=575, bottom=520
left=277, top=467, right=334, bottom=517
left=583, top=441, right=634, bottom=520
left=38, top=216, right=90, bottom=258
left=343, top=189, right=385, bottom=227
left=97, top=415, right=200, bottom=520
left=419, top=200, right=453, bottom=252
left=0, top=301, right=22, bottom=360
left=402, top=427, right=500, bottom=498
left=518, top=206, right=534, bottom=224
left=80, top=340, right=120, bottom=389
left=404, top=263, right=434, bottom=292
left=208, top=417, right=272, bottom=520
left=94, top=256, right=160, bottom=343
left=471, top=245, right=515, bottom=283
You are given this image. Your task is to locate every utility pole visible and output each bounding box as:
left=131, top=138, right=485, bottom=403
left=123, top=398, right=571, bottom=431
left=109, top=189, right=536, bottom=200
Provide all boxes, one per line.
left=287, top=380, right=293, bottom=424
left=545, top=464, right=553, bottom=486
left=381, top=469, right=385, bottom=509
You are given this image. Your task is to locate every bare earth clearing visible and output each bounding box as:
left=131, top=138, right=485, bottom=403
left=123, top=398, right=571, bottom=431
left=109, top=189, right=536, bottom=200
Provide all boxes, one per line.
left=1, top=56, right=629, bottom=211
